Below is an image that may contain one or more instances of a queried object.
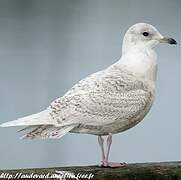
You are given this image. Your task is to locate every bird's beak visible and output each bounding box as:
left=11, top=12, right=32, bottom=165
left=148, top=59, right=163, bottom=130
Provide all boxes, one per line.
left=159, top=37, right=177, bottom=45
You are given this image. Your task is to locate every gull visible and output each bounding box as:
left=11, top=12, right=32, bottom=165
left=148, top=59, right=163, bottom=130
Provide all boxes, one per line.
left=0, top=23, right=177, bottom=167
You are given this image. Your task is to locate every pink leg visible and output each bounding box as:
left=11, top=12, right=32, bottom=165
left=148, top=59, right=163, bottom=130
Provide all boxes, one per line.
left=104, top=133, right=112, bottom=166
left=98, top=136, right=105, bottom=166
left=103, top=133, right=127, bottom=168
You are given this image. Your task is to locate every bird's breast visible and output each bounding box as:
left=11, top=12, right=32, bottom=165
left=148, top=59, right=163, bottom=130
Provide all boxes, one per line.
left=120, top=48, right=158, bottom=81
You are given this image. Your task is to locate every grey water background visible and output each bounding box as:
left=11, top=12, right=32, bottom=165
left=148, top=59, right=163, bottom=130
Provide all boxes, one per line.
left=0, top=0, right=180, bottom=169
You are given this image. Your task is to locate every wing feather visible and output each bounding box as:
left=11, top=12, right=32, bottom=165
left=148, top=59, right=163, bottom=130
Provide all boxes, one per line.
left=48, top=66, right=154, bottom=127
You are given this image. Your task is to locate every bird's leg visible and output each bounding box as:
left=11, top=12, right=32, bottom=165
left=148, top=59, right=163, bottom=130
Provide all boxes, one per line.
left=98, top=136, right=105, bottom=166
left=103, top=133, right=112, bottom=167
left=103, top=133, right=126, bottom=168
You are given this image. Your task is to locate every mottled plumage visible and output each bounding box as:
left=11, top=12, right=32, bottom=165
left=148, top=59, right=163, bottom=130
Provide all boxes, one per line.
left=17, top=62, right=154, bottom=139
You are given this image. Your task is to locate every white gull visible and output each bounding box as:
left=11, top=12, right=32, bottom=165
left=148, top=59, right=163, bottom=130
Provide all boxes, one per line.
left=0, top=23, right=177, bottom=167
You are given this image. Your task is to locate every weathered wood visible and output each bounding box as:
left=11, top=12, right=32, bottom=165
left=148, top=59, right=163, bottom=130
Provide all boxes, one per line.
left=0, top=161, right=181, bottom=180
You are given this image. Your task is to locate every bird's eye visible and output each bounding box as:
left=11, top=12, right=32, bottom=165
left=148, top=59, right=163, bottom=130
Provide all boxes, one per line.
left=142, top=32, right=149, bottom=36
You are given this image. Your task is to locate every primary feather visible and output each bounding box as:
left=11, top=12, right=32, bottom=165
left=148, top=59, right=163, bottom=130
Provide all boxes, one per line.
left=0, top=110, right=52, bottom=127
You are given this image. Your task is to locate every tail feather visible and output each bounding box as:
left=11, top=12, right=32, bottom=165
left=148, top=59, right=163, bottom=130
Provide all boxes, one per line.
left=17, top=125, right=35, bottom=132
left=0, top=110, right=53, bottom=127
left=20, top=125, right=75, bottom=139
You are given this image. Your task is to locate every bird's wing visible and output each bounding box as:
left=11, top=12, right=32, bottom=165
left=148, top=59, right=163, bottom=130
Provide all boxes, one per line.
left=47, top=70, right=105, bottom=126
left=67, top=89, right=153, bottom=126
left=48, top=66, right=154, bottom=127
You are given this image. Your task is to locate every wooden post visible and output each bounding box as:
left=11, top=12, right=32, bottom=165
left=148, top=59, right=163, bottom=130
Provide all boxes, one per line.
left=0, top=161, right=181, bottom=180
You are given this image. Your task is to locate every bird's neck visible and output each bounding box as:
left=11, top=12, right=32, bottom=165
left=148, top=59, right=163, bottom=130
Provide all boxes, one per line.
left=117, top=47, right=158, bottom=82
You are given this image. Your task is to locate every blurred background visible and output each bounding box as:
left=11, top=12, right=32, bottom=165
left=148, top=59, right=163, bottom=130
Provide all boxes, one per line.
left=0, top=0, right=180, bottom=169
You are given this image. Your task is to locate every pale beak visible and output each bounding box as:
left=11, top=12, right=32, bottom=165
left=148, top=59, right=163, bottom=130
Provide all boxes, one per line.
left=159, top=37, right=177, bottom=45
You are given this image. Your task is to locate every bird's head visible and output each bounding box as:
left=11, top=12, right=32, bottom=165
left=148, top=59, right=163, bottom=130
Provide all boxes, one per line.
left=122, top=23, right=177, bottom=54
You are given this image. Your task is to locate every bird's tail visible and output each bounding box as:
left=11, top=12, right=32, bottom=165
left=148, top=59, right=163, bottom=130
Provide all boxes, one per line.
left=19, top=124, right=75, bottom=139
left=0, top=110, right=53, bottom=127
left=0, top=110, right=76, bottom=139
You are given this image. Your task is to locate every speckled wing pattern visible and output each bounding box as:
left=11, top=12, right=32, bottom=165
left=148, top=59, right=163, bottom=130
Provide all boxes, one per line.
left=49, top=65, right=154, bottom=133
left=20, top=64, right=154, bottom=139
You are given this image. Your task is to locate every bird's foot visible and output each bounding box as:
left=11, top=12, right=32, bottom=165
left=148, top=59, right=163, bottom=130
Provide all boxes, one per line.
left=99, top=161, right=127, bottom=168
